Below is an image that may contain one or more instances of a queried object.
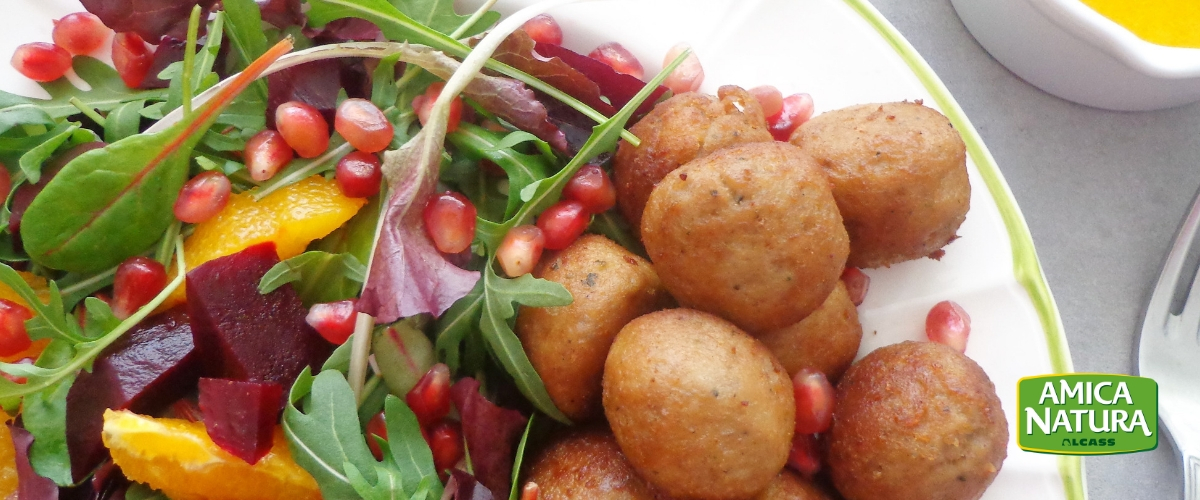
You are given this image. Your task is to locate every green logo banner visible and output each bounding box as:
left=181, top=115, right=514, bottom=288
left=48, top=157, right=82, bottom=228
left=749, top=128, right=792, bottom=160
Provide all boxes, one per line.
left=1017, top=374, right=1157, bottom=455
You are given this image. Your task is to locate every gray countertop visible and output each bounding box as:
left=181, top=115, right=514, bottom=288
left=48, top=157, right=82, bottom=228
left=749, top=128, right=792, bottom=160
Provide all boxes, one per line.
left=868, top=0, right=1196, bottom=498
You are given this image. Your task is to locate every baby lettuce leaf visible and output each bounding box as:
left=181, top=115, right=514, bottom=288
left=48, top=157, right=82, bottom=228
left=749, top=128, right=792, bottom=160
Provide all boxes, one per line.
left=258, top=250, right=367, bottom=305
left=10, top=425, right=59, bottom=499
left=0, top=58, right=167, bottom=134
left=80, top=0, right=217, bottom=41
left=20, top=39, right=293, bottom=273
left=450, top=377, right=528, bottom=495
left=22, top=376, right=74, bottom=486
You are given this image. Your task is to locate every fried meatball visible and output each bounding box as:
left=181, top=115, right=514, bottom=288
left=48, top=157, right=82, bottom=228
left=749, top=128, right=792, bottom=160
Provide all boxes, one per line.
left=614, top=86, right=772, bottom=231
left=527, top=427, right=658, bottom=500
left=755, top=470, right=836, bottom=500
left=602, top=309, right=794, bottom=500
left=757, top=281, right=863, bottom=382
left=790, top=101, right=969, bottom=268
left=640, top=142, right=849, bottom=335
left=827, top=341, right=1007, bottom=500
left=516, top=235, right=673, bottom=421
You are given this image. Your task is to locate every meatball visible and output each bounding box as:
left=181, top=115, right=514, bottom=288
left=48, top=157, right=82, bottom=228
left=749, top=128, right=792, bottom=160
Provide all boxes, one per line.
left=755, top=470, right=836, bottom=500
left=526, top=427, right=658, bottom=500
left=827, top=341, right=1007, bottom=500
left=790, top=101, right=969, bottom=268
left=515, top=235, right=673, bottom=421
left=757, top=281, right=863, bottom=382
left=603, top=309, right=794, bottom=500
left=640, top=142, right=849, bottom=334
left=614, top=85, right=772, bottom=231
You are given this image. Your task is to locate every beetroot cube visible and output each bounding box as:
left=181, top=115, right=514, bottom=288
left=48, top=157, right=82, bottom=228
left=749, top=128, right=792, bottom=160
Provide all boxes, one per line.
left=198, top=378, right=283, bottom=464
left=186, top=242, right=333, bottom=385
left=66, top=307, right=199, bottom=481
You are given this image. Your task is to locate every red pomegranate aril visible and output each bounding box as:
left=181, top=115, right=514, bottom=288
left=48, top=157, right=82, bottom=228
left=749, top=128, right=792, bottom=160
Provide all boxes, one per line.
left=0, top=166, right=11, bottom=201
left=768, top=93, right=815, bottom=141
left=926, top=300, right=971, bottom=353
left=428, top=420, right=464, bottom=479
left=306, top=300, right=358, bottom=345
left=792, top=368, right=835, bottom=434
left=749, top=85, right=784, bottom=119
left=497, top=225, right=545, bottom=277
left=366, top=411, right=387, bottom=461
left=335, top=98, right=393, bottom=153
left=174, top=171, right=231, bottom=223
left=520, top=482, right=540, bottom=500
left=787, top=433, right=822, bottom=477
left=662, top=43, right=704, bottom=94
left=53, top=12, right=110, bottom=55
left=537, top=200, right=589, bottom=251
left=275, top=101, right=330, bottom=158
left=11, top=43, right=72, bottom=83
left=413, top=83, right=464, bottom=133
left=522, top=14, right=563, bottom=45
left=422, top=191, right=477, bottom=254
left=406, top=364, right=451, bottom=427
left=0, top=299, right=33, bottom=358
left=112, top=256, right=168, bottom=319
left=589, top=42, right=644, bottom=80
left=840, top=267, right=869, bottom=306
left=335, top=151, right=382, bottom=198
left=111, top=32, right=153, bottom=88
left=562, top=164, right=616, bottom=215
left=244, top=129, right=294, bottom=181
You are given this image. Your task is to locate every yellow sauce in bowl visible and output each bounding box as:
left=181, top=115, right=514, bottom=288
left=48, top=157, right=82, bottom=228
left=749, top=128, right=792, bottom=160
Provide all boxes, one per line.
left=1080, top=0, right=1200, bottom=48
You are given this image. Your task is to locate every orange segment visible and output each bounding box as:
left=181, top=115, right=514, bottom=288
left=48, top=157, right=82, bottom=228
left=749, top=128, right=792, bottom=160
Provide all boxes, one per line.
left=102, top=409, right=320, bottom=500
left=161, top=175, right=367, bottom=308
left=0, top=410, right=16, bottom=498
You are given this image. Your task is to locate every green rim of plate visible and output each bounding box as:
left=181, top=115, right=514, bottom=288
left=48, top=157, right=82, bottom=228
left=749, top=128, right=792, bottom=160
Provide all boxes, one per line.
left=841, top=0, right=1086, bottom=499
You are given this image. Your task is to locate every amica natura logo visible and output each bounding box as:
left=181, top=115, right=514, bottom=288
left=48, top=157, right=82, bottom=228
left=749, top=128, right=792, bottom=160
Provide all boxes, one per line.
left=1017, top=374, right=1157, bottom=455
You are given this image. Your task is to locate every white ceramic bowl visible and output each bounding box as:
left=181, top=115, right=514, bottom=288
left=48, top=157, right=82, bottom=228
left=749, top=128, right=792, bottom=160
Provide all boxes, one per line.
left=952, top=0, right=1200, bottom=111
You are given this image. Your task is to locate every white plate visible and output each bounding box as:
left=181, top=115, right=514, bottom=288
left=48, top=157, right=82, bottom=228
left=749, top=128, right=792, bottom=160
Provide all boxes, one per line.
left=0, top=0, right=1084, bottom=498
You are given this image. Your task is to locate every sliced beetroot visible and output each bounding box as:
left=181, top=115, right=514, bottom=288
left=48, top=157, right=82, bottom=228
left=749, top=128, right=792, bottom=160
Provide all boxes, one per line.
left=450, top=378, right=528, bottom=495
left=186, top=242, right=333, bottom=385
left=198, top=378, right=282, bottom=464
left=65, top=307, right=199, bottom=481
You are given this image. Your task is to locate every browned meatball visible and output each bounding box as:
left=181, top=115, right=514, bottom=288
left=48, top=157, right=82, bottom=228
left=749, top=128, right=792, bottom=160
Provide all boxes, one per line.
left=515, top=235, right=673, bottom=421
left=757, top=281, right=863, bottom=382
left=614, top=86, right=772, bottom=231
left=755, top=470, right=837, bottom=500
left=603, top=309, right=794, bottom=500
left=640, top=142, right=849, bottom=335
left=828, top=341, right=1007, bottom=500
left=526, top=427, right=659, bottom=500
left=790, top=101, right=969, bottom=268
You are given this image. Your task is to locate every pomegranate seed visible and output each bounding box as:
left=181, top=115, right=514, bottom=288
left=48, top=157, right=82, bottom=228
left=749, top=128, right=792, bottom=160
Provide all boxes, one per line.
left=275, top=101, right=330, bottom=158
left=0, top=165, right=12, bottom=201
left=536, top=200, right=589, bottom=251
left=589, top=42, right=644, bottom=80
left=53, top=12, right=110, bottom=55
left=522, top=14, right=563, bottom=45
left=562, top=164, right=616, bottom=215
left=422, top=191, right=477, bottom=254
left=11, top=43, right=72, bottom=83
left=768, top=93, right=815, bottom=141
left=793, top=368, right=835, bottom=434
left=841, top=268, right=869, bottom=306
left=0, top=300, right=33, bottom=357
left=787, top=433, right=821, bottom=477
left=662, top=43, right=704, bottom=94
left=244, top=129, right=294, bottom=181
left=749, top=85, right=784, bottom=119
left=366, top=411, right=387, bottom=461
left=520, top=482, right=540, bottom=500
left=306, top=300, right=358, bottom=345
left=112, top=256, right=168, bottom=319
left=926, top=300, right=971, bottom=353
left=335, top=98, right=394, bottom=153
left=406, top=364, right=451, bottom=427
left=174, top=171, right=231, bottom=223
left=111, top=32, right=152, bottom=88
left=335, top=151, right=382, bottom=198
left=428, top=420, right=464, bottom=479
left=413, top=83, right=464, bottom=133
left=497, top=225, right=545, bottom=277
left=1, top=357, right=33, bottom=384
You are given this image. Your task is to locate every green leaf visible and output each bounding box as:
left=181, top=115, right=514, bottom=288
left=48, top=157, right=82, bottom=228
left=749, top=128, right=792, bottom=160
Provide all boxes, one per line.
left=258, top=251, right=367, bottom=304
left=372, top=54, right=403, bottom=109
left=0, top=57, right=167, bottom=127
left=446, top=123, right=550, bottom=218
left=381, top=395, right=437, bottom=494
left=434, top=278, right=483, bottom=372
left=0, top=265, right=84, bottom=343
left=391, top=0, right=500, bottom=37
left=124, top=483, right=170, bottom=500
left=19, top=122, right=79, bottom=183
left=104, top=100, right=146, bottom=143
left=509, top=415, right=534, bottom=500
left=284, top=369, right=380, bottom=499
left=222, top=0, right=270, bottom=101
left=23, top=376, right=74, bottom=486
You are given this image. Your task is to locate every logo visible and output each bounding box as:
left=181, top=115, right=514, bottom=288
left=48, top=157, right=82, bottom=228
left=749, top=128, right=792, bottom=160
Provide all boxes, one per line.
left=1017, top=374, right=1157, bottom=455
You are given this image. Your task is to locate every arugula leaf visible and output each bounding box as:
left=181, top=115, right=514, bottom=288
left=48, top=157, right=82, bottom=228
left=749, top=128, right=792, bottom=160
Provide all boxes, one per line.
left=19, top=122, right=80, bottom=183
left=103, top=100, right=146, bottom=143
left=446, top=123, right=550, bottom=218
left=23, top=376, right=73, bottom=486
left=393, top=0, right=499, bottom=37
left=221, top=0, right=271, bottom=101
left=0, top=265, right=84, bottom=343
left=508, top=415, right=534, bottom=500
left=0, top=57, right=167, bottom=132
left=20, top=39, right=293, bottom=273
left=258, top=250, right=367, bottom=304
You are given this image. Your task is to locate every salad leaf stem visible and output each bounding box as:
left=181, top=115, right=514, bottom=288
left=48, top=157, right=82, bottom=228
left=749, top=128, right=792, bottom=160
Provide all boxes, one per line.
left=57, top=266, right=118, bottom=308
left=68, top=98, right=105, bottom=127
left=349, top=312, right=376, bottom=401
left=181, top=6, right=202, bottom=117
